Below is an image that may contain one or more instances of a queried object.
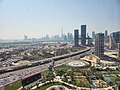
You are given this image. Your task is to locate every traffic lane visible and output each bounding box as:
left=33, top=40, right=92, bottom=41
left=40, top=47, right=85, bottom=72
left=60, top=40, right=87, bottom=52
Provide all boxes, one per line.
left=0, top=51, right=90, bottom=86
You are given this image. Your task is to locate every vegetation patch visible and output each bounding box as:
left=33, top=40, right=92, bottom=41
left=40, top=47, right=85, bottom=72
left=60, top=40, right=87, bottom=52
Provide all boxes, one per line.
left=55, top=65, right=72, bottom=71
left=0, top=64, right=3, bottom=68
left=73, top=77, right=90, bottom=88
left=34, top=82, right=75, bottom=90
left=4, top=80, right=22, bottom=90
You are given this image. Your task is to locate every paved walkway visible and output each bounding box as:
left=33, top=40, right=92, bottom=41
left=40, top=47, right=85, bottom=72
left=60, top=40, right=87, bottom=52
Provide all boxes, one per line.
left=46, top=85, right=70, bottom=90
left=29, top=75, right=115, bottom=90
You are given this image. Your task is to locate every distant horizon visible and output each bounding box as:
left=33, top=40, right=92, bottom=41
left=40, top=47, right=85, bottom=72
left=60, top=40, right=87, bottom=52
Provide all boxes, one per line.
left=0, top=0, right=120, bottom=39
left=0, top=30, right=120, bottom=40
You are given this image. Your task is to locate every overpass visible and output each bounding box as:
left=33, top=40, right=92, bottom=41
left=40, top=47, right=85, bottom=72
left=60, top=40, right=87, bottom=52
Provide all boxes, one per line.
left=0, top=46, right=91, bottom=88
left=0, top=46, right=90, bottom=74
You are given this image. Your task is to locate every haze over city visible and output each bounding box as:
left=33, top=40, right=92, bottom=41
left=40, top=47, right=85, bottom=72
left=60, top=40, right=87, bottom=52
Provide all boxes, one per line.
left=0, top=0, right=120, bottom=90
left=0, top=0, right=120, bottom=39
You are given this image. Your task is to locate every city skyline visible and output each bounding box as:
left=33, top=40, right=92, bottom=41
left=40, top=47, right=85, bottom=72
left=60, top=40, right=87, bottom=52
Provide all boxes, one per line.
left=0, top=0, right=120, bottom=39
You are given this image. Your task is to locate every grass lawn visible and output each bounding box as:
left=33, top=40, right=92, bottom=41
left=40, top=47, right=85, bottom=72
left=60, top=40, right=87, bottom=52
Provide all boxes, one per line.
left=55, top=65, right=71, bottom=71
left=73, top=72, right=83, bottom=76
left=109, top=76, right=116, bottom=83
left=99, top=80, right=107, bottom=88
left=98, top=70, right=120, bottom=75
left=34, top=82, right=75, bottom=90
left=42, top=70, right=50, bottom=76
left=111, top=70, right=120, bottom=74
left=4, top=80, right=22, bottom=90
left=42, top=65, right=71, bottom=76
left=72, top=77, right=90, bottom=88
left=0, top=64, right=3, bottom=68
left=109, top=76, right=120, bottom=83
left=70, top=48, right=83, bottom=52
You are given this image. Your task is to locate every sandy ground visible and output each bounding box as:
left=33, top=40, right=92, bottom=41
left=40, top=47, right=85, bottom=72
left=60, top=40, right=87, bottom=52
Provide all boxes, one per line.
left=81, top=54, right=115, bottom=65
left=104, top=52, right=118, bottom=58
left=14, top=60, right=31, bottom=65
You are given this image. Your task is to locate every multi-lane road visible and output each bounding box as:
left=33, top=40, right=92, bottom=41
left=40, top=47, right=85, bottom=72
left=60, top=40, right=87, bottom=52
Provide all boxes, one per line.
left=0, top=46, right=91, bottom=88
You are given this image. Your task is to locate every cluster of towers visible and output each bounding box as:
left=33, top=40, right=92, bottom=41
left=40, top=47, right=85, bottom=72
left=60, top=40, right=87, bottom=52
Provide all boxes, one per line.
left=95, top=31, right=120, bottom=59
left=74, top=26, right=120, bottom=60
left=74, top=25, right=92, bottom=47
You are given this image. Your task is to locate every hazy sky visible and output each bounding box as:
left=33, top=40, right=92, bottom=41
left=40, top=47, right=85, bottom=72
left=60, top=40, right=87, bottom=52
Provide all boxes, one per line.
left=0, top=0, right=120, bottom=39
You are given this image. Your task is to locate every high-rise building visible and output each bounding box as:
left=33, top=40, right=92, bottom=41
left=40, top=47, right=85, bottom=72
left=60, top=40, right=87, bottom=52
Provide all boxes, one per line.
left=92, top=31, right=96, bottom=44
left=81, top=25, right=86, bottom=45
left=63, top=35, right=67, bottom=41
left=95, top=33, right=104, bottom=59
left=87, top=36, right=92, bottom=45
left=105, top=30, right=108, bottom=37
left=92, top=31, right=95, bottom=39
left=109, top=34, right=117, bottom=49
left=67, top=33, right=73, bottom=41
left=111, top=31, right=120, bottom=44
left=104, top=30, right=109, bottom=44
left=74, top=29, right=79, bottom=47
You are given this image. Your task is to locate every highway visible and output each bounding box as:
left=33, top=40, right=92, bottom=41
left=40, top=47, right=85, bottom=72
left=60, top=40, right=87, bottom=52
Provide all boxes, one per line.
left=0, top=46, right=90, bottom=74
left=0, top=46, right=91, bottom=88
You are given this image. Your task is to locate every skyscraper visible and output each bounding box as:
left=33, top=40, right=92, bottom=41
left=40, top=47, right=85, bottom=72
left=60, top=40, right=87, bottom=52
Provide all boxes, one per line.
left=95, top=33, right=104, bottom=59
left=104, top=30, right=109, bottom=44
left=92, top=31, right=95, bottom=39
left=87, top=36, right=92, bottom=46
left=92, top=31, right=96, bottom=44
left=105, top=30, right=108, bottom=37
left=109, top=34, right=117, bottom=49
left=67, top=33, right=73, bottom=42
left=111, top=31, right=120, bottom=44
left=81, top=25, right=86, bottom=45
left=74, top=29, right=79, bottom=47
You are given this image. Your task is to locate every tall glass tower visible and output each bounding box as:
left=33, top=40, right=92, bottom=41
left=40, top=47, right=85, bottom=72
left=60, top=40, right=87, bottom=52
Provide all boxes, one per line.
left=74, top=29, right=79, bottom=47
left=95, top=33, right=104, bottom=59
left=81, top=25, right=86, bottom=45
